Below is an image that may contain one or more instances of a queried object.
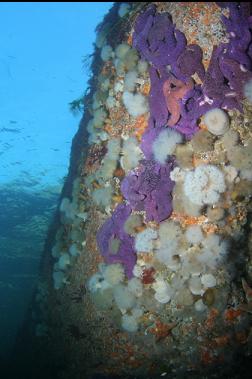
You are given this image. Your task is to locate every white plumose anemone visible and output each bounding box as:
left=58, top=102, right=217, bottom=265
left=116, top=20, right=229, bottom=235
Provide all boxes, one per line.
left=183, top=164, right=226, bottom=205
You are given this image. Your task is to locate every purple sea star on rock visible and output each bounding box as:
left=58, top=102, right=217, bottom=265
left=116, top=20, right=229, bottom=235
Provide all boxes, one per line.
left=219, top=56, right=252, bottom=99
left=173, top=85, right=203, bottom=137
left=201, top=45, right=244, bottom=112
left=132, top=5, right=186, bottom=69
left=148, top=66, right=170, bottom=128
left=121, top=159, right=175, bottom=223
left=96, top=204, right=136, bottom=278
left=173, top=44, right=205, bottom=82
left=219, top=2, right=252, bottom=69
left=140, top=66, right=170, bottom=159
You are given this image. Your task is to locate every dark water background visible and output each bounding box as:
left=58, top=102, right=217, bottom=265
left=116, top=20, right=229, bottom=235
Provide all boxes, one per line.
left=0, top=186, right=58, bottom=360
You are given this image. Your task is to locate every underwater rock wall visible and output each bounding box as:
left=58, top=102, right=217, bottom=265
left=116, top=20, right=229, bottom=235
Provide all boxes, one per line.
left=24, top=3, right=252, bottom=379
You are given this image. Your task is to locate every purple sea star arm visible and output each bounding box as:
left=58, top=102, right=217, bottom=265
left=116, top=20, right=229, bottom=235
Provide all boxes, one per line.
left=133, top=5, right=186, bottom=69
left=219, top=56, right=252, bottom=98
left=218, top=2, right=252, bottom=69
left=148, top=66, right=170, bottom=128
left=173, top=44, right=205, bottom=81
left=96, top=204, right=136, bottom=278
left=121, top=160, right=175, bottom=223
left=140, top=120, right=162, bottom=160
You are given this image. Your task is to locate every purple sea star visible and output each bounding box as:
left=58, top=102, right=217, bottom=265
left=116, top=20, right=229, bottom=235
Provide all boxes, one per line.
left=121, top=159, right=175, bottom=223
left=96, top=204, right=136, bottom=278
left=133, top=5, right=186, bottom=69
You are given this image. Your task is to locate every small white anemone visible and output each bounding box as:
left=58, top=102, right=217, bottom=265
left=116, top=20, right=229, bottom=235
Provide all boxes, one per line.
left=113, top=284, right=136, bottom=310
left=103, top=263, right=125, bottom=286
left=107, top=137, right=121, bottom=160
left=128, top=277, right=143, bottom=297
left=201, top=273, right=216, bottom=288
left=185, top=225, right=204, bottom=245
left=121, top=308, right=144, bottom=333
left=194, top=299, right=207, bottom=312
left=87, top=272, right=111, bottom=293
left=153, top=279, right=173, bottom=303
left=188, top=276, right=202, bottom=295
left=198, top=234, right=229, bottom=269
left=58, top=253, right=71, bottom=270
left=124, top=71, right=139, bottom=92
left=121, top=314, right=138, bottom=332
left=137, top=60, right=148, bottom=74
left=204, top=108, right=229, bottom=135
left=120, top=136, right=143, bottom=172
left=152, top=129, right=183, bottom=164
left=156, top=220, right=182, bottom=266
left=135, top=227, right=157, bottom=253
left=106, top=96, right=116, bottom=109
left=132, top=264, right=143, bottom=278
left=53, top=271, right=66, bottom=290
left=115, top=43, right=131, bottom=59
left=69, top=244, right=80, bottom=257
left=101, top=44, right=113, bottom=61
left=170, top=167, right=185, bottom=182
left=122, top=91, right=148, bottom=117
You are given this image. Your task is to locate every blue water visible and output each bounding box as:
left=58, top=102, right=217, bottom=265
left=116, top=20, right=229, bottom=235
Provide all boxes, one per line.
left=0, top=2, right=113, bottom=361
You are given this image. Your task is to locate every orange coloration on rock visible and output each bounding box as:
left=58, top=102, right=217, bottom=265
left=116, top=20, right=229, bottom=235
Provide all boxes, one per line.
left=205, top=308, right=219, bottom=330
left=134, top=114, right=148, bottom=140
left=149, top=320, right=176, bottom=342
left=112, top=194, right=124, bottom=203
left=134, top=225, right=146, bottom=233
left=141, top=82, right=151, bottom=96
left=202, top=224, right=218, bottom=234
left=127, top=33, right=133, bottom=46
left=170, top=212, right=208, bottom=226
left=199, top=119, right=208, bottom=130
left=224, top=308, right=242, bottom=323
left=213, top=335, right=230, bottom=348
left=201, top=349, right=215, bottom=365
left=193, top=154, right=210, bottom=167
left=104, top=124, right=114, bottom=136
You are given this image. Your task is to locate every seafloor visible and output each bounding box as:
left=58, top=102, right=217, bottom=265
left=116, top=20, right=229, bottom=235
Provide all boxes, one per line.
left=10, top=2, right=252, bottom=379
